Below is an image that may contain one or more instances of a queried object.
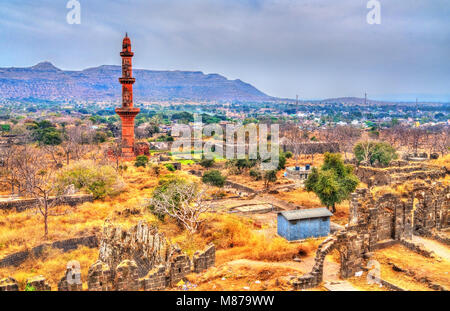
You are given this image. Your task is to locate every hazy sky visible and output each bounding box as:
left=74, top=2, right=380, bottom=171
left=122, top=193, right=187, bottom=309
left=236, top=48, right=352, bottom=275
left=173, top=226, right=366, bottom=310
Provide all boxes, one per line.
left=1, top=0, right=449, bottom=101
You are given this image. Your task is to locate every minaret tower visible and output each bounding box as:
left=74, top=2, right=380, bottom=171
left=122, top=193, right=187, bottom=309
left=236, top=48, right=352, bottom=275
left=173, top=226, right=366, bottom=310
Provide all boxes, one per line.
left=116, top=33, right=140, bottom=159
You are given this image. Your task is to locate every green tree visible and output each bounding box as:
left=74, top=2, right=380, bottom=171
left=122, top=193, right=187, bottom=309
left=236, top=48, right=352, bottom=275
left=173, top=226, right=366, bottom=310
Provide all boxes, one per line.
left=202, top=170, right=226, bottom=187
left=135, top=155, right=149, bottom=168
left=277, top=153, right=287, bottom=170
left=30, top=121, right=62, bottom=146
left=353, top=141, right=398, bottom=166
left=264, top=170, right=277, bottom=189
left=1, top=124, right=11, bottom=132
left=305, top=153, right=359, bottom=213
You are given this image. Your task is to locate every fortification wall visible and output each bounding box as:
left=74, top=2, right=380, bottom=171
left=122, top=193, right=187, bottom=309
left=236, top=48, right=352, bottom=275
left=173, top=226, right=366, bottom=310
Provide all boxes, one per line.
left=354, top=164, right=446, bottom=187
left=0, top=235, right=98, bottom=268
left=0, top=194, right=93, bottom=212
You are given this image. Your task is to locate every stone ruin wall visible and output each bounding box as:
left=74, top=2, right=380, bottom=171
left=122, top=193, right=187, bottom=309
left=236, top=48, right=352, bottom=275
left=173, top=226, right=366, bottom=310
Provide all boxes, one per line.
left=0, top=194, right=94, bottom=212
left=354, top=162, right=447, bottom=188
left=0, top=221, right=216, bottom=291
left=291, top=181, right=449, bottom=290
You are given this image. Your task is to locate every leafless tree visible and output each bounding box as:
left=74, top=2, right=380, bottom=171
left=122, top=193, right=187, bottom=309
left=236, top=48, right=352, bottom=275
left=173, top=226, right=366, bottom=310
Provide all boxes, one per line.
left=13, top=146, right=63, bottom=238
left=333, top=126, right=361, bottom=160
left=0, top=145, right=20, bottom=194
left=149, top=182, right=211, bottom=234
left=106, top=139, right=123, bottom=172
left=281, top=123, right=310, bottom=165
left=61, top=123, right=95, bottom=165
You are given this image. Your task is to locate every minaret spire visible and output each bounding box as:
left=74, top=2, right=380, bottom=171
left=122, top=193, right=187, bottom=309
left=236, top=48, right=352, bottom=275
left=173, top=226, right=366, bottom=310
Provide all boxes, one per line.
left=115, top=34, right=140, bottom=159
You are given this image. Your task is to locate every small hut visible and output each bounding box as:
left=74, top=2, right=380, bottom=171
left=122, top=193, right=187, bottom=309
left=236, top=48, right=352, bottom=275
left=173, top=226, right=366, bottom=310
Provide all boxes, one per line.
left=277, top=208, right=333, bottom=241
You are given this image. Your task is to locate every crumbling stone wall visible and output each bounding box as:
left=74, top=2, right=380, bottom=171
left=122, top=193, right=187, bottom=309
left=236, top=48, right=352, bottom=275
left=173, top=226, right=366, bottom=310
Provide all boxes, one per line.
left=193, top=244, right=216, bottom=273
left=26, top=276, right=51, bottom=291
left=354, top=164, right=446, bottom=188
left=292, top=180, right=449, bottom=290
left=410, top=182, right=449, bottom=231
left=115, top=260, right=139, bottom=291
left=89, top=222, right=215, bottom=291
left=0, top=194, right=94, bottom=212
left=98, top=221, right=170, bottom=278
left=0, top=235, right=98, bottom=268
left=167, top=248, right=191, bottom=287
left=349, top=188, right=414, bottom=248
left=291, top=230, right=368, bottom=290
left=0, top=277, right=19, bottom=291
left=1, top=222, right=216, bottom=291
left=139, top=265, right=167, bottom=291
left=87, top=261, right=114, bottom=291
left=58, top=264, right=83, bottom=291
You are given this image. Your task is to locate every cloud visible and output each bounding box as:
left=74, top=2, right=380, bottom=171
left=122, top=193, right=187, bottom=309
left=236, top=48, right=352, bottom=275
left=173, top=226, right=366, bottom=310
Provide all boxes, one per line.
left=0, top=0, right=449, bottom=101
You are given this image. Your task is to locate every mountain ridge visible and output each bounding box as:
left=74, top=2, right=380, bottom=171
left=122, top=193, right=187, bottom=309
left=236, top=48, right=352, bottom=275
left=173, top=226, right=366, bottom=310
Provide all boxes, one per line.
left=0, top=62, right=274, bottom=102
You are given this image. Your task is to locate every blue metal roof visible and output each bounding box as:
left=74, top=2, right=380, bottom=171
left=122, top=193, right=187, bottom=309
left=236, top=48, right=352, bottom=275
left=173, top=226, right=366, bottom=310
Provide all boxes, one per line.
left=279, top=208, right=333, bottom=221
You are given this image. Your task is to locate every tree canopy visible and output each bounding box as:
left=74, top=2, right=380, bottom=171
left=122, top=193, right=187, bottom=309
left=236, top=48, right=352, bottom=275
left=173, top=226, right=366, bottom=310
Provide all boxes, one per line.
left=353, top=141, right=398, bottom=166
left=305, top=153, right=359, bottom=213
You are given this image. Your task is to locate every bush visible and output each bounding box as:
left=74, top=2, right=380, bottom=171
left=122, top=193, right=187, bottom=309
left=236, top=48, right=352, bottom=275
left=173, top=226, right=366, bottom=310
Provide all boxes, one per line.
left=353, top=141, right=398, bottom=166
left=202, top=170, right=226, bottom=187
left=56, top=161, right=124, bottom=199
left=135, top=155, right=149, bottom=168
left=165, top=163, right=176, bottom=172
left=278, top=153, right=287, bottom=170
left=199, top=157, right=215, bottom=168
left=284, top=151, right=293, bottom=159
left=152, top=165, right=161, bottom=176
left=249, top=169, right=262, bottom=181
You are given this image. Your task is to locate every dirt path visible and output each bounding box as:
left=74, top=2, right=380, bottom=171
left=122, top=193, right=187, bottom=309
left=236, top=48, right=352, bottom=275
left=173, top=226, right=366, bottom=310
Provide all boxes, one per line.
left=412, top=235, right=450, bottom=260
left=226, top=255, right=342, bottom=282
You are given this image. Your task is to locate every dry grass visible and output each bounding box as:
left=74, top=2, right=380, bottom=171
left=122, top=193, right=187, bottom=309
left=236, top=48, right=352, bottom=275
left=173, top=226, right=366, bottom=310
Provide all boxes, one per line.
left=430, top=154, right=450, bottom=170
left=0, top=165, right=169, bottom=257
left=199, top=213, right=320, bottom=265
left=0, top=246, right=98, bottom=290
left=373, top=244, right=450, bottom=291
left=185, top=260, right=300, bottom=291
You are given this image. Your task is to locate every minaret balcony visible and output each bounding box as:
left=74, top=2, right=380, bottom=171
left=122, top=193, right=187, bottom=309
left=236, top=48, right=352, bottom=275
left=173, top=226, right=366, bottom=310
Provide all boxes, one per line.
left=119, top=77, right=136, bottom=84
left=120, top=51, right=134, bottom=57
left=115, top=107, right=140, bottom=116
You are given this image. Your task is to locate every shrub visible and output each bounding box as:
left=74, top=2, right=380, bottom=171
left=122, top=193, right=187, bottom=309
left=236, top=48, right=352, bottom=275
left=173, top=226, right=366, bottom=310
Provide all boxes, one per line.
left=135, top=155, right=149, bottom=168
left=353, top=141, right=398, bottom=166
left=284, top=151, right=293, bottom=159
left=249, top=169, right=262, bottom=181
left=56, top=161, right=124, bottom=199
left=264, top=170, right=277, bottom=188
left=199, top=157, right=215, bottom=168
left=152, top=165, right=161, bottom=177
left=202, top=170, right=226, bottom=187
left=278, top=153, right=287, bottom=170
left=165, top=163, right=176, bottom=172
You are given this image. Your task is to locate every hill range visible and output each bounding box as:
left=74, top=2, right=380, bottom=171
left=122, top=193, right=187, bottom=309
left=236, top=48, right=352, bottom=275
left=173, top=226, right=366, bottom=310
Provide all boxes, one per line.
left=0, top=62, right=274, bottom=103
left=0, top=62, right=447, bottom=106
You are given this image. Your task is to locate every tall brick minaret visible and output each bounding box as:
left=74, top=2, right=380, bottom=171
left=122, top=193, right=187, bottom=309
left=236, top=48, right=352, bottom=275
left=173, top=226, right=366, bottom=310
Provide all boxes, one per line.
left=116, top=33, right=140, bottom=159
